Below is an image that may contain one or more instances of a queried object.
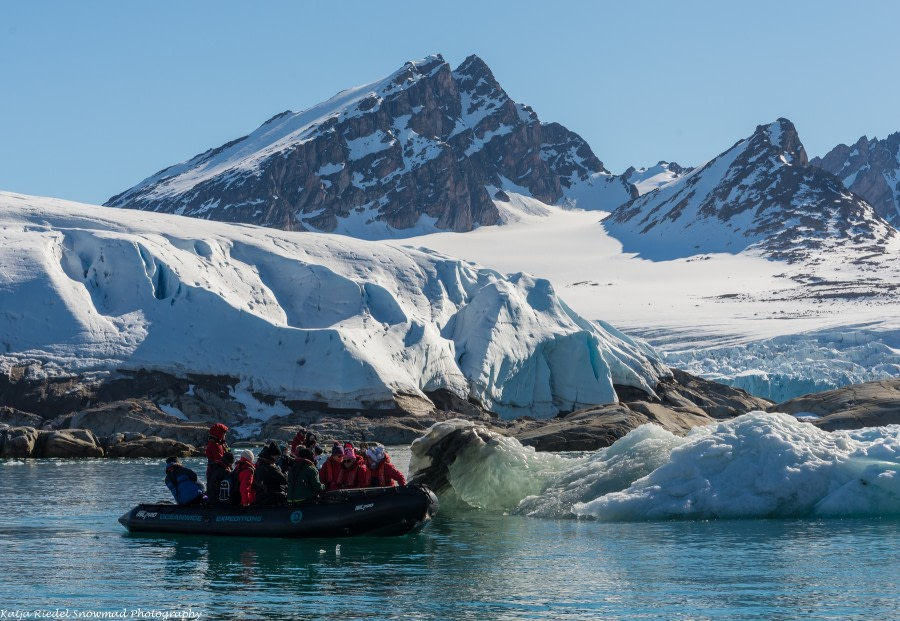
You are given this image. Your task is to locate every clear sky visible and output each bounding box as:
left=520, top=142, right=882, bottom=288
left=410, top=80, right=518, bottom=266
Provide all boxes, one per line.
left=2, top=0, right=898, bottom=206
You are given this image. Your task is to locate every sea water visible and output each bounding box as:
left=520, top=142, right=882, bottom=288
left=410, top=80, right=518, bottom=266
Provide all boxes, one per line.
left=1, top=441, right=899, bottom=619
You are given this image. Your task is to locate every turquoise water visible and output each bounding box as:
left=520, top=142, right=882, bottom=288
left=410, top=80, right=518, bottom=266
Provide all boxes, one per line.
left=2, top=452, right=899, bottom=620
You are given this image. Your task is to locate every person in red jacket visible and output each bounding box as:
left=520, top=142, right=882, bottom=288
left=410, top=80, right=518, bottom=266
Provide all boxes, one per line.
left=289, top=428, right=307, bottom=456
left=205, top=423, right=229, bottom=490
left=319, top=443, right=345, bottom=491
left=234, top=450, right=256, bottom=507
left=365, top=444, right=406, bottom=487
left=334, top=446, right=368, bottom=490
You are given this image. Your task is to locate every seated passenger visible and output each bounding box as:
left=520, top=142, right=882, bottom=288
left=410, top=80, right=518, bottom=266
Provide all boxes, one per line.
left=287, top=447, right=325, bottom=504
left=253, top=442, right=288, bottom=505
left=234, top=450, right=256, bottom=507
left=164, top=456, right=205, bottom=505
left=319, top=443, right=345, bottom=491
left=334, top=446, right=368, bottom=490
left=365, top=445, right=406, bottom=488
left=207, top=451, right=236, bottom=506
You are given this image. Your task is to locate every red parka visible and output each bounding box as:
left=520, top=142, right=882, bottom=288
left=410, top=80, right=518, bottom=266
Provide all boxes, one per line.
left=290, top=430, right=306, bottom=456
left=205, top=423, right=229, bottom=484
left=234, top=458, right=256, bottom=507
left=319, top=456, right=344, bottom=492
left=368, top=456, right=406, bottom=487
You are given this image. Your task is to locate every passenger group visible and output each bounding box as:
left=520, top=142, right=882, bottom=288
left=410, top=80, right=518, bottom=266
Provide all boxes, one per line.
left=164, top=423, right=407, bottom=506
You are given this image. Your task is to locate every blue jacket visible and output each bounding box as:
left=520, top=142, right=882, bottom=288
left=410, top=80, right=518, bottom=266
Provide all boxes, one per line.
left=165, top=463, right=204, bottom=504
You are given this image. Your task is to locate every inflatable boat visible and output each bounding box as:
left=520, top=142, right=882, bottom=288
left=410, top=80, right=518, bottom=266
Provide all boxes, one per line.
left=118, top=484, right=438, bottom=538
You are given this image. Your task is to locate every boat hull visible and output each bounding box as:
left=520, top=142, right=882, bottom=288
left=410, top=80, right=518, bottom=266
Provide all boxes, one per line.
left=118, top=485, right=438, bottom=538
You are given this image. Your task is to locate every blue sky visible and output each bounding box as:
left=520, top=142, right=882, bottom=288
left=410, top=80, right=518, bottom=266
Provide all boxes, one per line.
left=2, top=0, right=898, bottom=205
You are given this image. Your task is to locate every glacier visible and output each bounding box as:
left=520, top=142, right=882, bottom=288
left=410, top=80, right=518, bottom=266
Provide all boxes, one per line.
left=0, top=191, right=669, bottom=419
left=658, top=327, right=900, bottom=402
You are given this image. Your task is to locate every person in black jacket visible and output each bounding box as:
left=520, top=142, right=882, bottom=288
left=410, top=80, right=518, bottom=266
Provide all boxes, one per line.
left=207, top=451, right=236, bottom=505
left=253, top=442, right=287, bottom=505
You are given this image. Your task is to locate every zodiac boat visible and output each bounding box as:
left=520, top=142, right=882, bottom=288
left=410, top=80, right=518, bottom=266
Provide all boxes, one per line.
left=118, top=484, right=438, bottom=538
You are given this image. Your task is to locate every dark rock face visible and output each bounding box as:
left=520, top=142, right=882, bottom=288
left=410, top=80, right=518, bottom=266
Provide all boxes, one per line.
left=773, top=378, right=900, bottom=431
left=105, top=54, right=634, bottom=236
left=811, top=133, right=900, bottom=225
left=606, top=118, right=895, bottom=263
left=0, top=407, right=43, bottom=428
left=1, top=360, right=773, bottom=456
left=508, top=371, right=773, bottom=451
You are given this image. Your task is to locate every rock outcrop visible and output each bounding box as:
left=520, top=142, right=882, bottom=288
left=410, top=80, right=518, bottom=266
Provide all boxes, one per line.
left=773, top=378, right=900, bottom=431
left=506, top=370, right=773, bottom=451
left=0, top=426, right=40, bottom=458
left=105, top=54, right=635, bottom=237
left=0, top=425, right=198, bottom=459
left=6, top=360, right=900, bottom=458
left=39, top=429, right=105, bottom=458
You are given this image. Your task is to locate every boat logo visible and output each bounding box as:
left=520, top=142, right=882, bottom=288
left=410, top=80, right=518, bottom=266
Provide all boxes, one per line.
left=290, top=510, right=303, bottom=524
left=136, top=510, right=158, bottom=520
left=354, top=503, right=374, bottom=512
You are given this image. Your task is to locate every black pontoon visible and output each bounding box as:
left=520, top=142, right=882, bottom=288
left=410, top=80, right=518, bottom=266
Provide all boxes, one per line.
left=118, top=484, right=438, bottom=538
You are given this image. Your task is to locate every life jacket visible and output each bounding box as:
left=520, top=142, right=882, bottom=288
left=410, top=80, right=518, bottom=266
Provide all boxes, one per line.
left=334, top=456, right=368, bottom=490
left=319, top=457, right=343, bottom=492
left=368, top=456, right=406, bottom=487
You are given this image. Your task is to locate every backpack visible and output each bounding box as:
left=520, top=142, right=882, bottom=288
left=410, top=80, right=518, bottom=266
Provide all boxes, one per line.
left=224, top=469, right=241, bottom=506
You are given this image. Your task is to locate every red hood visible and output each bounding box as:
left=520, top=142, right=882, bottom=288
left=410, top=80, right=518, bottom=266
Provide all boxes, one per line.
left=208, top=423, right=229, bottom=440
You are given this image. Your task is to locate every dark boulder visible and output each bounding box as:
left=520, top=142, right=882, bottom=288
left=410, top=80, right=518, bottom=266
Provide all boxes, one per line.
left=773, top=379, right=900, bottom=430
left=0, top=426, right=40, bottom=458
left=38, top=429, right=104, bottom=458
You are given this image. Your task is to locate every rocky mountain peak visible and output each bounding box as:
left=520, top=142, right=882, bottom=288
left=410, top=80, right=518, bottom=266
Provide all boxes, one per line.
left=753, top=118, right=808, bottom=166
left=390, top=54, right=447, bottom=87
left=105, top=54, right=634, bottom=237
left=454, top=54, right=499, bottom=85
left=605, top=118, right=894, bottom=263
left=811, top=131, right=900, bottom=225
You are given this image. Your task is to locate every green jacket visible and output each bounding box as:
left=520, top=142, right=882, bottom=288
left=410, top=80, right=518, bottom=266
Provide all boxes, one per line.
left=287, top=459, right=325, bottom=503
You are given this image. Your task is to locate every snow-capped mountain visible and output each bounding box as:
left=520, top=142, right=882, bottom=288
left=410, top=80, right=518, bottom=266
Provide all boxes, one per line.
left=0, top=191, right=668, bottom=419
left=604, top=118, right=895, bottom=262
left=105, top=55, right=635, bottom=239
left=623, top=161, right=690, bottom=195
left=811, top=132, right=900, bottom=226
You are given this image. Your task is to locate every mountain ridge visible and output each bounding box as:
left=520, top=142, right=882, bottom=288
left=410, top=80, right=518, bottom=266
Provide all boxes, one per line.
left=604, top=118, right=895, bottom=263
left=811, top=132, right=900, bottom=226
left=106, top=54, right=635, bottom=238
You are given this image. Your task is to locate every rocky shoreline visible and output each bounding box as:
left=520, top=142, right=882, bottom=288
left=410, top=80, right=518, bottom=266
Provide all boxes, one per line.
left=1, top=365, right=897, bottom=459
